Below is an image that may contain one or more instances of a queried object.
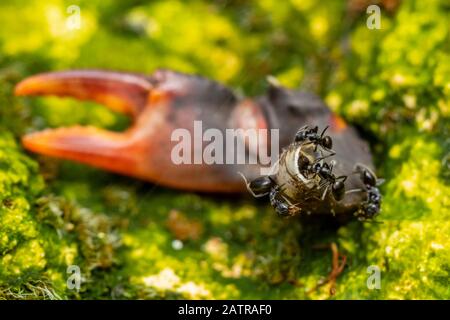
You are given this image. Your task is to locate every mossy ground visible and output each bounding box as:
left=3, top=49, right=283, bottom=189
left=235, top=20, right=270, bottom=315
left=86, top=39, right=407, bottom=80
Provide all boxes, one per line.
left=0, top=0, right=449, bottom=299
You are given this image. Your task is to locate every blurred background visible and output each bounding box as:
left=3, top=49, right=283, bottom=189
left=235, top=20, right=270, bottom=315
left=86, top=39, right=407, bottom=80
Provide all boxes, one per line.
left=0, top=0, right=449, bottom=299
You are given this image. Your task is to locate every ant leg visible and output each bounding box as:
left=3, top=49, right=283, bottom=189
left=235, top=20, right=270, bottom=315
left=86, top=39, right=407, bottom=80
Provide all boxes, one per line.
left=328, top=161, right=334, bottom=172
left=316, top=179, right=329, bottom=191
left=303, top=188, right=323, bottom=202
left=321, top=150, right=336, bottom=160
left=321, top=184, right=330, bottom=201
left=345, top=188, right=364, bottom=194
left=314, top=152, right=335, bottom=163
left=308, top=180, right=329, bottom=201
left=303, top=195, right=322, bottom=202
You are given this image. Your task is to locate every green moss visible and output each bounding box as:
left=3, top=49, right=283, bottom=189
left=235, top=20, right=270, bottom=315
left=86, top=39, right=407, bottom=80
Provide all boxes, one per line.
left=0, top=132, right=120, bottom=299
left=0, top=132, right=60, bottom=298
left=0, top=0, right=449, bottom=299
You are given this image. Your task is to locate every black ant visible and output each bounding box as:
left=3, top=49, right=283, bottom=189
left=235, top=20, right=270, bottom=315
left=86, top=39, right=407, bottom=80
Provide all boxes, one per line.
left=238, top=174, right=274, bottom=198
left=311, top=162, right=347, bottom=201
left=269, top=184, right=301, bottom=217
left=294, top=125, right=335, bottom=155
left=297, top=154, right=347, bottom=201
left=350, top=163, right=383, bottom=220
left=238, top=173, right=301, bottom=217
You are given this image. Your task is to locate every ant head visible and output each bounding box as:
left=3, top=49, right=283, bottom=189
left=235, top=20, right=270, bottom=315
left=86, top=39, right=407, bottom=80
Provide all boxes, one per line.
left=297, top=154, right=310, bottom=171
left=322, top=136, right=333, bottom=149
left=332, top=181, right=345, bottom=201
left=362, top=169, right=376, bottom=186
left=312, top=162, right=322, bottom=171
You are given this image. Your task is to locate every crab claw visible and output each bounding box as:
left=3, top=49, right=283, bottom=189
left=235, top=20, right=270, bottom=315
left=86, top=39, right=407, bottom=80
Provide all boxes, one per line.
left=15, top=70, right=264, bottom=192
left=15, top=71, right=154, bottom=179
left=15, top=70, right=151, bottom=116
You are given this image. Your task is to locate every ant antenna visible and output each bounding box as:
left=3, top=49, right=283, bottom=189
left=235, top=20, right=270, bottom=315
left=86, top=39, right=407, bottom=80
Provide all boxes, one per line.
left=314, top=154, right=334, bottom=163
left=238, top=172, right=261, bottom=198
left=320, top=125, right=329, bottom=138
